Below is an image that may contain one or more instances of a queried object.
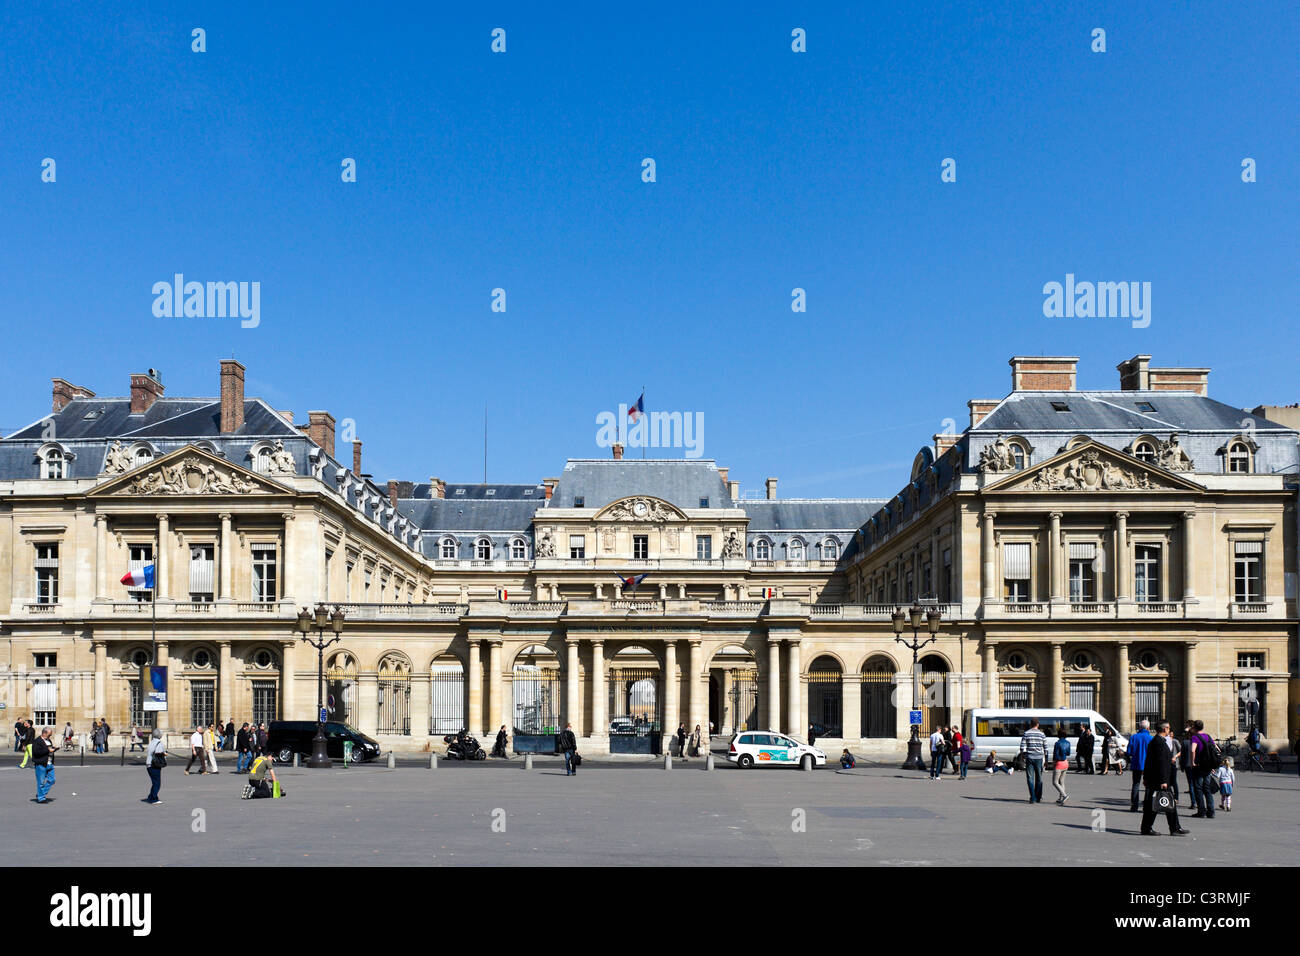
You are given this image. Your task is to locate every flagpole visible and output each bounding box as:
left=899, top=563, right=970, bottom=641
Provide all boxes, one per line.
left=641, top=385, right=646, bottom=460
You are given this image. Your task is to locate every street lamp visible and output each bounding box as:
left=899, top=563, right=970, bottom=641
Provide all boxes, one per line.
left=893, top=600, right=942, bottom=771
left=296, top=603, right=345, bottom=768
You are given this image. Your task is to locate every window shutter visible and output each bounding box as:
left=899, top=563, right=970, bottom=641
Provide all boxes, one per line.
left=32, top=679, right=57, bottom=711
left=189, top=547, right=214, bottom=594
left=1234, top=541, right=1263, bottom=555
left=1068, top=542, right=1096, bottom=560
left=1003, top=543, right=1031, bottom=578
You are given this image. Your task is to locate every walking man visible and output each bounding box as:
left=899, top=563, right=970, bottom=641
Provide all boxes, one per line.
left=1078, top=725, right=1095, bottom=773
left=31, top=726, right=58, bottom=804
left=1126, top=719, right=1153, bottom=812
left=235, top=723, right=252, bottom=773
left=1018, top=718, right=1048, bottom=803
left=185, top=724, right=207, bottom=775
left=1188, top=719, right=1217, bottom=819
left=559, top=722, right=579, bottom=776
left=928, top=726, right=945, bottom=780
left=675, top=723, right=688, bottom=761
left=1140, top=721, right=1189, bottom=837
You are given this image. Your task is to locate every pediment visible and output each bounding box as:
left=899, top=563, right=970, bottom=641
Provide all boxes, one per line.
left=983, top=441, right=1202, bottom=494
left=596, top=496, right=687, bottom=521
left=88, top=445, right=288, bottom=498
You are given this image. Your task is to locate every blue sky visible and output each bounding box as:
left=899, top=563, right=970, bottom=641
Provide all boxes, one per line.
left=2, top=2, right=1296, bottom=498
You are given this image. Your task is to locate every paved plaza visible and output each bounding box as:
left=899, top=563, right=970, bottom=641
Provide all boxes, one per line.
left=3, top=752, right=1296, bottom=866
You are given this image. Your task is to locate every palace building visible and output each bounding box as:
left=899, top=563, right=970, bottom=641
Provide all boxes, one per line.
left=1, top=355, right=1295, bottom=753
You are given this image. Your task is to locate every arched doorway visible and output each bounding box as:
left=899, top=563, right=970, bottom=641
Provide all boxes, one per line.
left=326, top=651, right=357, bottom=725
left=919, top=654, right=949, bottom=735
left=608, top=645, right=662, bottom=754
left=709, top=644, right=760, bottom=736
left=377, top=654, right=412, bottom=736
left=429, top=655, right=465, bottom=736
left=512, top=644, right=561, bottom=753
left=861, top=655, right=897, bottom=738
left=807, top=655, right=843, bottom=738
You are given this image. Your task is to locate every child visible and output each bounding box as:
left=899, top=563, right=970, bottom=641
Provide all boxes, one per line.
left=1216, top=757, right=1235, bottom=812
left=839, top=748, right=856, bottom=769
left=959, top=738, right=972, bottom=779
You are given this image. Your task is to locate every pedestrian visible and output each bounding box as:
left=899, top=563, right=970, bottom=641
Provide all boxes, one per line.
left=143, top=728, right=167, bottom=805
left=1293, top=733, right=1300, bottom=779
left=224, top=719, right=235, bottom=753
left=928, top=726, right=945, bottom=780
left=492, top=725, right=510, bottom=758
left=984, top=750, right=1012, bottom=774
left=947, top=725, right=962, bottom=774
left=17, top=719, right=35, bottom=768
left=1179, top=723, right=1196, bottom=809
left=691, top=723, right=705, bottom=758
left=959, top=736, right=972, bottom=780
left=1100, top=726, right=1114, bottom=775
left=12, top=718, right=23, bottom=753
left=1139, top=721, right=1188, bottom=837
left=243, top=753, right=281, bottom=799
left=62, top=722, right=75, bottom=751
left=808, top=724, right=817, bottom=748
left=941, top=725, right=954, bottom=773
left=1187, top=719, right=1218, bottom=819
left=839, top=748, right=856, bottom=769
left=1167, top=730, right=1182, bottom=804
left=1077, top=725, right=1095, bottom=773
left=30, top=726, right=58, bottom=804
left=1018, top=717, right=1048, bottom=803
left=128, top=724, right=144, bottom=752
left=1126, top=720, right=1153, bottom=812
left=1216, top=757, right=1235, bottom=812
left=1051, top=726, right=1072, bottom=804
left=256, top=723, right=269, bottom=757
left=185, top=724, right=207, bottom=775
left=205, top=723, right=220, bottom=773
left=675, top=723, right=688, bottom=761
left=559, top=722, right=579, bottom=775
left=235, top=723, right=252, bottom=773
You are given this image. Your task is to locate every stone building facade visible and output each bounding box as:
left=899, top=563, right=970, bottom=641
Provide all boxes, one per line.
left=1, top=355, right=1295, bottom=754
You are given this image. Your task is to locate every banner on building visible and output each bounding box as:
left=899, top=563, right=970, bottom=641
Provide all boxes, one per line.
left=141, top=665, right=168, bottom=712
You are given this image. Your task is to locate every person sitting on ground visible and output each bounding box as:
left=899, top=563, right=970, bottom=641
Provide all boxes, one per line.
left=984, top=750, right=1013, bottom=774
left=244, top=753, right=282, bottom=799
left=839, top=748, right=856, bottom=769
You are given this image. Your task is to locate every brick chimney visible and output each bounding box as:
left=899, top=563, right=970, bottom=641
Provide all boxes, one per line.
left=1149, top=365, right=1210, bottom=396
left=387, top=480, right=400, bottom=510
left=219, top=360, right=245, bottom=433
left=543, top=477, right=558, bottom=500
left=352, top=440, right=363, bottom=476
left=612, top=442, right=624, bottom=460
left=52, top=378, right=95, bottom=414
left=728, top=480, right=740, bottom=500
left=129, top=371, right=165, bottom=415
left=429, top=477, right=446, bottom=499
left=718, top=467, right=729, bottom=484
left=968, top=399, right=999, bottom=428
left=278, top=410, right=294, bottom=426
left=1117, top=354, right=1151, bottom=390
left=934, top=433, right=960, bottom=456
left=1009, top=356, right=1077, bottom=391
left=307, top=411, right=336, bottom=458
left=765, top=477, right=778, bottom=500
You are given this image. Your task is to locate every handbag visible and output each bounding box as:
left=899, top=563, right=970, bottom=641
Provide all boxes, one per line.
left=572, top=753, right=582, bottom=767
left=152, top=750, right=167, bottom=768
left=1207, top=775, right=1220, bottom=794
left=1154, top=789, right=1174, bottom=811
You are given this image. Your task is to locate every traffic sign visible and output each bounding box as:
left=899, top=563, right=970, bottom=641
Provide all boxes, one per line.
left=319, top=707, right=328, bottom=723
left=909, top=710, right=923, bottom=726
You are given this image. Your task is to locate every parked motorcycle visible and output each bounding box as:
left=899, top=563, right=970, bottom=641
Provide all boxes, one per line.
left=443, top=732, right=487, bottom=760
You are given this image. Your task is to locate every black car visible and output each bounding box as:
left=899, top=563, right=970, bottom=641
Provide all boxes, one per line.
left=268, top=721, right=381, bottom=764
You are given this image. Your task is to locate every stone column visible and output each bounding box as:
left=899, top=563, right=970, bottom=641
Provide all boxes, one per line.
left=1183, top=642, right=1197, bottom=726
left=766, top=638, right=782, bottom=731
left=1048, top=512, right=1063, bottom=603
left=281, top=644, right=295, bottom=720
left=468, top=640, right=483, bottom=737
left=721, top=668, right=734, bottom=733
left=156, top=641, right=170, bottom=732
left=219, top=513, right=232, bottom=602
left=688, top=640, right=704, bottom=738
left=982, top=643, right=997, bottom=707
left=488, top=641, right=503, bottom=737
left=1049, top=641, right=1063, bottom=708
left=93, top=641, right=107, bottom=716
left=218, top=641, right=232, bottom=722
left=409, top=670, right=430, bottom=740
left=1114, top=511, right=1129, bottom=603
left=1115, top=643, right=1131, bottom=732
left=842, top=672, right=861, bottom=741
left=564, top=638, right=580, bottom=733
left=590, top=641, right=605, bottom=743
left=356, top=673, right=378, bottom=737
left=156, top=513, right=169, bottom=600
left=981, top=510, right=997, bottom=603
left=785, top=639, right=801, bottom=737
left=94, top=514, right=107, bottom=599
left=1181, top=511, right=1197, bottom=603
left=281, top=512, right=295, bottom=603
left=663, top=641, right=679, bottom=740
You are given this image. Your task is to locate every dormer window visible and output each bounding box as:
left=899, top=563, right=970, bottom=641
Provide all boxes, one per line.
left=485, top=488, right=496, bottom=496
left=130, top=444, right=154, bottom=468
left=454, top=488, right=466, bottom=496
left=755, top=538, right=771, bottom=561
left=475, top=538, right=493, bottom=561
left=1228, top=442, right=1251, bottom=473
left=40, top=447, right=66, bottom=479
left=439, top=537, right=458, bottom=560
left=821, top=538, right=840, bottom=561
left=1136, top=401, right=1156, bottom=413
left=788, top=538, right=806, bottom=562
left=699, top=497, right=710, bottom=508
left=1009, top=443, right=1026, bottom=471
left=1050, top=401, right=1070, bottom=412
left=254, top=445, right=272, bottom=473
left=1134, top=441, right=1157, bottom=464
left=510, top=538, right=527, bottom=560
left=573, top=496, right=585, bottom=508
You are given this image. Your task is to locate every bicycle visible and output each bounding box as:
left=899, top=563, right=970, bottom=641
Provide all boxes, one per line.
left=1220, top=736, right=1241, bottom=759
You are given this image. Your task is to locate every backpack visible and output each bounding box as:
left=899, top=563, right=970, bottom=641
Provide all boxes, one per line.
left=1195, top=734, right=1222, bottom=772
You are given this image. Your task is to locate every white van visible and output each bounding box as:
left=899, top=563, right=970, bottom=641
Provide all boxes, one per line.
left=963, top=709, right=1127, bottom=769
left=727, top=731, right=826, bottom=770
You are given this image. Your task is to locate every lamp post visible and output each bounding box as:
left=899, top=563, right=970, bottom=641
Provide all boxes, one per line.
left=296, top=603, right=345, bottom=768
left=893, top=600, right=942, bottom=771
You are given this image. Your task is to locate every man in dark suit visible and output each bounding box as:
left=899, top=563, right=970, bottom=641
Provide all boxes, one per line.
left=1140, top=721, right=1189, bottom=836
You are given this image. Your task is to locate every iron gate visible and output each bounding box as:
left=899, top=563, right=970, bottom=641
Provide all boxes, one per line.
left=429, top=663, right=465, bottom=736
left=861, top=669, right=896, bottom=737
left=513, top=665, right=562, bottom=753
left=807, top=661, right=843, bottom=737
left=609, top=667, right=662, bottom=754
left=378, top=677, right=411, bottom=735
left=728, top=669, right=759, bottom=734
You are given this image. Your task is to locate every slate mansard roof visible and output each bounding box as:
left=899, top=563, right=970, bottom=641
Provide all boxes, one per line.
left=547, top=459, right=731, bottom=511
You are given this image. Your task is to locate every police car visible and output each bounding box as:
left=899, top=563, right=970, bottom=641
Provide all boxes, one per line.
left=727, top=730, right=826, bottom=770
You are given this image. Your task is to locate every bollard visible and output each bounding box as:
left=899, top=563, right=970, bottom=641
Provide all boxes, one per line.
left=705, top=754, right=714, bottom=771
left=293, top=753, right=299, bottom=768
left=664, top=754, right=672, bottom=770
left=121, top=746, right=125, bottom=767
left=387, top=752, right=396, bottom=769
left=429, top=753, right=437, bottom=770
left=80, top=745, right=85, bottom=766
left=524, top=753, right=533, bottom=770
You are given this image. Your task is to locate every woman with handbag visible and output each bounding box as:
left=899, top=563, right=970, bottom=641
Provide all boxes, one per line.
left=143, top=728, right=167, bottom=805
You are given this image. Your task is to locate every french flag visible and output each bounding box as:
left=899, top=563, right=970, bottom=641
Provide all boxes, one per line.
left=614, top=571, right=649, bottom=593
left=121, top=565, right=156, bottom=589
left=628, top=392, right=644, bottom=423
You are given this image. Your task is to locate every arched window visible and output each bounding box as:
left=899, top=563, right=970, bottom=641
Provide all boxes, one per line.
left=510, top=538, right=527, bottom=560
left=755, top=538, right=771, bottom=561
left=130, top=444, right=154, bottom=468
left=1228, top=442, right=1251, bottom=473
left=475, top=537, right=493, bottom=561
left=1009, top=443, right=1026, bottom=471
left=42, top=448, right=65, bottom=479
left=821, top=537, right=840, bottom=561
left=440, top=537, right=458, bottom=560
left=788, top=538, right=805, bottom=562
left=1134, top=441, right=1156, bottom=464
left=254, top=445, right=272, bottom=473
